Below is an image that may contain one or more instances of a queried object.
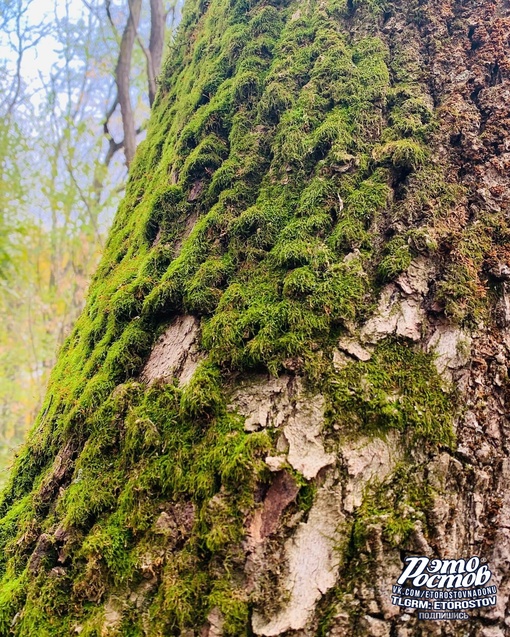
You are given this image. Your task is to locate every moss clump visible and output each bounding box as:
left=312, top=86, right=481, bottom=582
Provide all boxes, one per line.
left=0, top=379, right=270, bottom=634
left=434, top=215, right=499, bottom=325
left=326, top=338, right=456, bottom=446
left=378, top=235, right=412, bottom=281
left=203, top=254, right=369, bottom=374
left=349, top=464, right=435, bottom=552
left=373, top=139, right=429, bottom=171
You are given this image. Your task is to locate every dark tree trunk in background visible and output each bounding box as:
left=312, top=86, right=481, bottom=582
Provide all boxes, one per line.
left=116, top=0, right=142, bottom=166
left=106, top=0, right=169, bottom=166
left=148, top=0, right=166, bottom=104
left=0, top=0, right=509, bottom=636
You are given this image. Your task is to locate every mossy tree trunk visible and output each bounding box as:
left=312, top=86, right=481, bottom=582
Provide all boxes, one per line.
left=0, top=0, right=509, bottom=635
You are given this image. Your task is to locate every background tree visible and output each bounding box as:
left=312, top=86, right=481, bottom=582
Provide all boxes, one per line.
left=0, top=0, right=508, bottom=635
left=0, top=0, right=180, bottom=485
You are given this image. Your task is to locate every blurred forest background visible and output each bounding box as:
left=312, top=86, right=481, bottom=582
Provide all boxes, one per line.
left=0, top=0, right=180, bottom=486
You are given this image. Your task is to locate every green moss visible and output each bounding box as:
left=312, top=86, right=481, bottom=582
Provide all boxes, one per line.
left=350, top=465, right=434, bottom=551
left=180, top=134, right=229, bottom=185
left=296, top=482, right=317, bottom=514
left=283, top=267, right=317, bottom=298
left=373, top=139, right=429, bottom=170
left=258, top=81, right=294, bottom=123
left=180, top=362, right=224, bottom=420
left=80, top=519, right=134, bottom=586
left=20, top=374, right=270, bottom=633
left=326, top=338, right=456, bottom=446
left=434, top=215, right=497, bottom=325
left=61, top=456, right=122, bottom=529
left=406, top=227, right=438, bottom=254
left=0, top=575, right=26, bottom=634
left=378, top=235, right=412, bottom=281
left=203, top=256, right=369, bottom=374
left=351, top=178, right=388, bottom=217
left=349, top=0, right=388, bottom=12
left=208, top=577, right=250, bottom=635
left=387, top=95, right=434, bottom=140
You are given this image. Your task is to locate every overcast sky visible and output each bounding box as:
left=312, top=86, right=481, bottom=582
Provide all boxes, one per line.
left=0, top=0, right=85, bottom=93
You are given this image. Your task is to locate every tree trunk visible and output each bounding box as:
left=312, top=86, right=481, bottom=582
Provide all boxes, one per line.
left=116, top=0, right=142, bottom=166
left=0, top=0, right=509, bottom=636
left=148, top=0, right=166, bottom=105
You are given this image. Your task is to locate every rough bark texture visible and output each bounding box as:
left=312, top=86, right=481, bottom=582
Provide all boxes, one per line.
left=0, top=0, right=509, bottom=636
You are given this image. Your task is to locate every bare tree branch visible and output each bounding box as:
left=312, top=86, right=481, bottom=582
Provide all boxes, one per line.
left=104, top=0, right=120, bottom=39
left=3, top=0, right=51, bottom=115
left=128, top=0, right=165, bottom=107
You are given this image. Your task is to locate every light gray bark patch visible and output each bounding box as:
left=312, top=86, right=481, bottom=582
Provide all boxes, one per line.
left=202, top=608, right=225, bottom=637
left=340, top=432, right=402, bottom=513
left=337, top=337, right=372, bottom=361
left=252, top=482, right=344, bottom=636
left=102, top=598, right=123, bottom=634
left=360, top=258, right=433, bottom=344
left=283, top=392, right=335, bottom=480
left=229, top=377, right=334, bottom=479
left=426, top=323, right=472, bottom=381
left=229, top=375, right=293, bottom=432
left=140, top=315, right=204, bottom=386
left=360, top=283, right=425, bottom=343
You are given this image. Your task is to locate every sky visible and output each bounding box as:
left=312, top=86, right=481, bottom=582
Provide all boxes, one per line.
left=0, top=0, right=125, bottom=229
left=0, top=0, right=88, bottom=99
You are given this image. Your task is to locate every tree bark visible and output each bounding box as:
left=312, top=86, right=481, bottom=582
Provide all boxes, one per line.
left=0, top=0, right=509, bottom=636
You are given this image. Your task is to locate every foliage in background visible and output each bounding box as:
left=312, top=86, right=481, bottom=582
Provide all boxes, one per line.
left=0, top=0, right=180, bottom=486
